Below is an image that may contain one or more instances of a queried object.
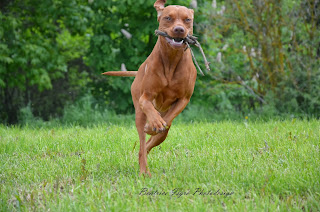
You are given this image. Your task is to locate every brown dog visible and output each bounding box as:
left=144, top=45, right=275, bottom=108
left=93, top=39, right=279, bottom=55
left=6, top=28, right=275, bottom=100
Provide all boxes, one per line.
left=103, top=0, right=197, bottom=176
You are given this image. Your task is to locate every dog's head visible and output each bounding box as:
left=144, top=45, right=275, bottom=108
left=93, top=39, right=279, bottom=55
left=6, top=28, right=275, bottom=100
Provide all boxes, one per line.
left=154, top=0, right=194, bottom=49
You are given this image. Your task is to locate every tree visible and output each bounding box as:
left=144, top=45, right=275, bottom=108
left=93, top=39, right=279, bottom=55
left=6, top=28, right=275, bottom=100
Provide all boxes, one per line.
left=0, top=0, right=93, bottom=123
left=193, top=0, right=320, bottom=115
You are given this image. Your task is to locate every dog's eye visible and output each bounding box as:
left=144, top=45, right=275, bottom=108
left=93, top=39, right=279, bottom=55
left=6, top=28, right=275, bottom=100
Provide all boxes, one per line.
left=164, top=16, right=172, bottom=21
left=185, top=18, right=192, bottom=23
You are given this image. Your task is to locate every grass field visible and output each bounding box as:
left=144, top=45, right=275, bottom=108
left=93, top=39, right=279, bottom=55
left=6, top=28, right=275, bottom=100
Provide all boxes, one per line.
left=1, top=119, right=319, bottom=211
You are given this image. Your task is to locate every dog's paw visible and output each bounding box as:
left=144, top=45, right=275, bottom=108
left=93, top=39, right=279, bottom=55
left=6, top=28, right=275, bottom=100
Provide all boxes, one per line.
left=144, top=124, right=167, bottom=135
left=144, top=124, right=155, bottom=135
left=144, top=118, right=168, bottom=135
left=139, top=170, right=152, bottom=178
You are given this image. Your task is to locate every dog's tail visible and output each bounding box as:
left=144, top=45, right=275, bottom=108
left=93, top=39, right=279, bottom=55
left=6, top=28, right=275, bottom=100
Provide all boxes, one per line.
left=102, top=71, right=137, bottom=77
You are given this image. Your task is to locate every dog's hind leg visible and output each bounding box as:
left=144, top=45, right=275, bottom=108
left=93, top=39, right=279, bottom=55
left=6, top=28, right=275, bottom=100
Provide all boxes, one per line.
left=146, top=127, right=170, bottom=153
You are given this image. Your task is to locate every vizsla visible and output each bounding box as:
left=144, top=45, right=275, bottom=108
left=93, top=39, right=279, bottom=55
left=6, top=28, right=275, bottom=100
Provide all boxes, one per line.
left=103, top=0, right=197, bottom=176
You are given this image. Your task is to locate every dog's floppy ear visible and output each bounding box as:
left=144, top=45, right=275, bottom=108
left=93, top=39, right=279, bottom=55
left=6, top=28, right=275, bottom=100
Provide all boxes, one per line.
left=154, top=0, right=166, bottom=21
left=189, top=8, right=194, bottom=19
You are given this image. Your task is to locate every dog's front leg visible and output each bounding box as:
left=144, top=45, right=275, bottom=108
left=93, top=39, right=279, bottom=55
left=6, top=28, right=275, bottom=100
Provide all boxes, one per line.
left=145, top=98, right=190, bottom=152
left=139, top=93, right=167, bottom=135
left=162, top=97, right=190, bottom=128
left=135, top=109, right=152, bottom=177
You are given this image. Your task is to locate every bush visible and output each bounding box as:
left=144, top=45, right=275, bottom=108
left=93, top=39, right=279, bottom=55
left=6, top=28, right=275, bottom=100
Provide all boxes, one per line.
left=18, top=104, right=44, bottom=126
left=62, top=94, right=134, bottom=126
left=193, top=0, right=320, bottom=117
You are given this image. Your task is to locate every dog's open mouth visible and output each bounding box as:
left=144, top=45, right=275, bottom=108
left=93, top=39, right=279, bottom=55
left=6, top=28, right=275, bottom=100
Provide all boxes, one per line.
left=173, top=38, right=184, bottom=43
left=165, top=37, right=185, bottom=47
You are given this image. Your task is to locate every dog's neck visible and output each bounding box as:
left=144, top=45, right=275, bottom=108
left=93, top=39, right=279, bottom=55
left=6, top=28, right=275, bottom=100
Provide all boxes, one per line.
left=157, top=36, right=187, bottom=78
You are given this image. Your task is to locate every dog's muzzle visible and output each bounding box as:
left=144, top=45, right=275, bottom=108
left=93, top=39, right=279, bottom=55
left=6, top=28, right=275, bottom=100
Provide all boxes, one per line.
left=165, top=37, right=184, bottom=47
left=155, top=29, right=210, bottom=75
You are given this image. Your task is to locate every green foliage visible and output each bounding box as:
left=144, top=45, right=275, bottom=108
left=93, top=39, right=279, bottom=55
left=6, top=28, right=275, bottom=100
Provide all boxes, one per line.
left=193, top=0, right=320, bottom=115
left=1, top=0, right=319, bottom=124
left=18, top=103, right=44, bottom=126
left=0, top=0, right=93, bottom=123
left=61, top=93, right=135, bottom=126
left=62, top=94, right=111, bottom=125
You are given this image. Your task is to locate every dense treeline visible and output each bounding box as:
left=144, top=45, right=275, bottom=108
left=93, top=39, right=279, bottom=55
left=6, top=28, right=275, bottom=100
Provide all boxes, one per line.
left=196, top=0, right=320, bottom=117
left=0, top=0, right=319, bottom=124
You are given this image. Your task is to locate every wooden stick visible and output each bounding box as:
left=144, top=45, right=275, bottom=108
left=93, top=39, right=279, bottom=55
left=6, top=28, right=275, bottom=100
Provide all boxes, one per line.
left=155, top=30, right=210, bottom=75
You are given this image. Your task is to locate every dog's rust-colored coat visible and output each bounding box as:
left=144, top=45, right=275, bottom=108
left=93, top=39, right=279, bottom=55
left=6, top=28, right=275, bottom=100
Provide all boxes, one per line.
left=103, top=0, right=197, bottom=176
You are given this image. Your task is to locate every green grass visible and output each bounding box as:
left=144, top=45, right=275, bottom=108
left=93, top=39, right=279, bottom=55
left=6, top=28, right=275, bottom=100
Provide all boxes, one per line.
left=1, top=119, right=319, bottom=211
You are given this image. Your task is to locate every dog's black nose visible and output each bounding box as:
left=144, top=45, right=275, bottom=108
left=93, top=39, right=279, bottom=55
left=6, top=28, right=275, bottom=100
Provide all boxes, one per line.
left=173, top=26, right=185, bottom=35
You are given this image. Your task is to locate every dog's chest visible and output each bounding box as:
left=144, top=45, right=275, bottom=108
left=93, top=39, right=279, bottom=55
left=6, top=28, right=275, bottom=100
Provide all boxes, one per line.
left=153, top=79, right=186, bottom=112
